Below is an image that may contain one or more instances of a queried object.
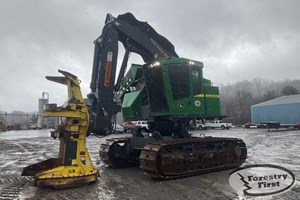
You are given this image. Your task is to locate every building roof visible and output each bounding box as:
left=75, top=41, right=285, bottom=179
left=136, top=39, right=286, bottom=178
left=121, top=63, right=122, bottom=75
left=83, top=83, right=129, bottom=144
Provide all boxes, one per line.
left=252, top=94, right=300, bottom=107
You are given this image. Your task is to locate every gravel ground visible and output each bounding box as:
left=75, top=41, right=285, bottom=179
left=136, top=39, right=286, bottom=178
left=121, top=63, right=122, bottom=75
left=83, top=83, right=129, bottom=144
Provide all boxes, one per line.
left=0, top=128, right=299, bottom=200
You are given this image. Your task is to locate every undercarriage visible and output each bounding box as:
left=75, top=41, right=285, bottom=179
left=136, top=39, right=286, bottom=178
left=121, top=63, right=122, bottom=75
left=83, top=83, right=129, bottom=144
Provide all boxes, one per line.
left=99, top=128, right=247, bottom=179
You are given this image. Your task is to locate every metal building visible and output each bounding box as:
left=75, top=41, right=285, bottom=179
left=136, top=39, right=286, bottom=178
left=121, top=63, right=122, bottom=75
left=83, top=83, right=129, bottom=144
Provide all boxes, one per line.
left=38, top=92, right=58, bottom=128
left=251, top=94, right=300, bottom=124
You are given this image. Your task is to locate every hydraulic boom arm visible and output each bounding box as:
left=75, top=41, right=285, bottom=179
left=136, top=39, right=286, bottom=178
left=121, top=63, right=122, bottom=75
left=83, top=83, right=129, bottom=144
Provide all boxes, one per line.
left=88, top=13, right=178, bottom=135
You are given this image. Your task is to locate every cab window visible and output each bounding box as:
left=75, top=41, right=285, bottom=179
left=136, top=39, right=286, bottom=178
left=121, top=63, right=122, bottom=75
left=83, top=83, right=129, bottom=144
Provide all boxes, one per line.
left=192, top=67, right=202, bottom=94
left=167, top=65, right=190, bottom=100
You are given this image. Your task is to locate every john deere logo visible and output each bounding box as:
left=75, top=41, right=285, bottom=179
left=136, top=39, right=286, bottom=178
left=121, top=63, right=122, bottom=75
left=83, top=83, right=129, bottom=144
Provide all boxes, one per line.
left=178, top=103, right=184, bottom=109
left=229, top=164, right=295, bottom=197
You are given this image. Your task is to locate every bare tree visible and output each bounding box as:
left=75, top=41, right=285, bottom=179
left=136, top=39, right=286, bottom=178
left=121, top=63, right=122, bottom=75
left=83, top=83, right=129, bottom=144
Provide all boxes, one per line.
left=263, top=90, right=278, bottom=101
left=281, top=86, right=299, bottom=96
left=219, top=78, right=300, bottom=125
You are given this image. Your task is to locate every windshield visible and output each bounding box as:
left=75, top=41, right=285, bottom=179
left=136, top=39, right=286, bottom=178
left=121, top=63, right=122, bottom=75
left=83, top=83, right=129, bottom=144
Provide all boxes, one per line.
left=167, top=64, right=190, bottom=100
left=143, top=65, right=169, bottom=112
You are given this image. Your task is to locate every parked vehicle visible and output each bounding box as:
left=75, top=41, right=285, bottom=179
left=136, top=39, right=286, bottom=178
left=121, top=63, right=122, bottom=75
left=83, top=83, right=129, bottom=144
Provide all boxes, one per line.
left=123, top=121, right=142, bottom=132
left=114, top=124, right=124, bottom=134
left=206, top=120, right=232, bottom=130
left=294, top=122, right=300, bottom=129
left=243, top=122, right=256, bottom=129
left=133, top=121, right=148, bottom=129
left=195, top=120, right=207, bottom=130
left=243, top=122, right=267, bottom=129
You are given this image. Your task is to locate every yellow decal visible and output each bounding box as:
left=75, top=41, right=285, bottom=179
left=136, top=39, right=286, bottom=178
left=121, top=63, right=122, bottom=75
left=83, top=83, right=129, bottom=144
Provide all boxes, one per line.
left=178, top=103, right=184, bottom=109
left=150, top=38, right=169, bottom=58
left=194, top=94, right=220, bottom=98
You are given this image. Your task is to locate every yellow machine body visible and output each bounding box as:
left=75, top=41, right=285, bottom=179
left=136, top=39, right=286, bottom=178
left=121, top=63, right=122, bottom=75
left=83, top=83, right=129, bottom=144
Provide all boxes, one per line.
left=22, top=70, right=99, bottom=188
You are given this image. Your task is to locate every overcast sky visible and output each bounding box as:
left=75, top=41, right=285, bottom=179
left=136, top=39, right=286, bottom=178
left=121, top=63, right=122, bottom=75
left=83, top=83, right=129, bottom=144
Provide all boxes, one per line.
left=0, top=0, right=299, bottom=112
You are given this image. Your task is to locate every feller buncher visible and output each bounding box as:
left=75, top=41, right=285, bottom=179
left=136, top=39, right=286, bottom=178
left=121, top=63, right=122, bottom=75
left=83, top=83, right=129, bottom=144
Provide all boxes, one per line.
left=22, top=13, right=247, bottom=188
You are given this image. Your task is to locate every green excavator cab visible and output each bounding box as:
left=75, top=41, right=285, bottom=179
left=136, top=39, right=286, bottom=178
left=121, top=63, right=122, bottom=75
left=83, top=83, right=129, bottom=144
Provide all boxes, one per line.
left=120, top=58, right=220, bottom=121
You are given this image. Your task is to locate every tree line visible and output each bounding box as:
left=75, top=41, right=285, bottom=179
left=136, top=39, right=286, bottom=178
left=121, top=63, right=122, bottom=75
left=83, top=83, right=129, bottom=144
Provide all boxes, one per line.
left=219, top=78, right=300, bottom=125
left=0, top=111, right=39, bottom=127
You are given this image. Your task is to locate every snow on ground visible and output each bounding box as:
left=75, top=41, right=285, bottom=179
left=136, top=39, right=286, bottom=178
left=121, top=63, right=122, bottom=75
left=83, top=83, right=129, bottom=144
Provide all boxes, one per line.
left=0, top=128, right=299, bottom=199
